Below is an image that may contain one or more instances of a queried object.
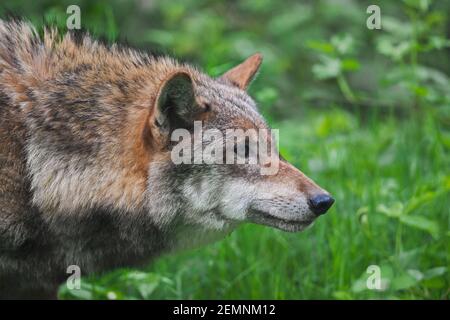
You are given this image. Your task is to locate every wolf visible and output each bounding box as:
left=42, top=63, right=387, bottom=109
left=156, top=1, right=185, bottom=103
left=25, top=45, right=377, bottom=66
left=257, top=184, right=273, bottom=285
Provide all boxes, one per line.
left=0, top=19, right=334, bottom=299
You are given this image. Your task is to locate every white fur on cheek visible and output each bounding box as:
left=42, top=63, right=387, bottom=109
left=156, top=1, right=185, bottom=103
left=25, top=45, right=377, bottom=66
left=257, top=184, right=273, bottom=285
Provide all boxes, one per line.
left=182, top=176, right=219, bottom=212
left=181, top=175, right=227, bottom=230
left=219, top=179, right=256, bottom=221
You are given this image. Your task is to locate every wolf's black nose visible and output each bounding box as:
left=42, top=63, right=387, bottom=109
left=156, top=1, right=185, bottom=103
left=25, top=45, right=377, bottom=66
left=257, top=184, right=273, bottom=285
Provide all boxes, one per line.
left=309, top=194, right=334, bottom=215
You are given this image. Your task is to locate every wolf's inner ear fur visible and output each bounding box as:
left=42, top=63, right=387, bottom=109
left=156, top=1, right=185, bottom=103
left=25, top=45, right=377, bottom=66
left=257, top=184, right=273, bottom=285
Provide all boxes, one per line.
left=154, top=72, right=197, bottom=133
left=220, top=53, right=263, bottom=90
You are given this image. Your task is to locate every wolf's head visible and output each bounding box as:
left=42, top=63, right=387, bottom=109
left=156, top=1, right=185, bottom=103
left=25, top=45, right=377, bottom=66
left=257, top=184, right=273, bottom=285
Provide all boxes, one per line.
left=145, top=54, right=334, bottom=235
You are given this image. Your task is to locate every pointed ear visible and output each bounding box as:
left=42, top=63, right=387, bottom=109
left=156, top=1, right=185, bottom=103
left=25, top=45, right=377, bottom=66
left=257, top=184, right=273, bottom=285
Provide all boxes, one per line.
left=153, top=72, right=200, bottom=134
left=220, top=53, right=263, bottom=90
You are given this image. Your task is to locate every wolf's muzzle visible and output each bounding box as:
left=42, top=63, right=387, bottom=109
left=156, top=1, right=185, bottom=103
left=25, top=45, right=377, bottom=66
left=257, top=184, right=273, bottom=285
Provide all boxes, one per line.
left=308, top=194, right=335, bottom=216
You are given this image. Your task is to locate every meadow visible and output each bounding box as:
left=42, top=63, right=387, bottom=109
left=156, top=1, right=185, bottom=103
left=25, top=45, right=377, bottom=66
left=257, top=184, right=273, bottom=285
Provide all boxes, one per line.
left=58, top=106, right=449, bottom=299
left=1, top=0, right=448, bottom=299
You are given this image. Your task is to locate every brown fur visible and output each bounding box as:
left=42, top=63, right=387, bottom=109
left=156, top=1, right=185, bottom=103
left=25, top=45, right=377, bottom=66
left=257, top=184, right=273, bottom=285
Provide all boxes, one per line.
left=0, top=20, right=333, bottom=299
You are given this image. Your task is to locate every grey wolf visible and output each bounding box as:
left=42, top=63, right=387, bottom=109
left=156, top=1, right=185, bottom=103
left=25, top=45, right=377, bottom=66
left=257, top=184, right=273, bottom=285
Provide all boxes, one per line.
left=0, top=19, right=334, bottom=298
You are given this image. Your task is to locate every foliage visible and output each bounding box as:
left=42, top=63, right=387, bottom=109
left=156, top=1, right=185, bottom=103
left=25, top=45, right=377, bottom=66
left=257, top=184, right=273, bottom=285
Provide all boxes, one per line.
left=57, top=108, right=449, bottom=300
left=1, top=0, right=448, bottom=300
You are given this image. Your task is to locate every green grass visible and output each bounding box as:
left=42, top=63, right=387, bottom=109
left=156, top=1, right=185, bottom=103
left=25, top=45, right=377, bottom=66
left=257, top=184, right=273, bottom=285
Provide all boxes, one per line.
left=59, top=107, right=449, bottom=300
left=1, top=0, right=448, bottom=301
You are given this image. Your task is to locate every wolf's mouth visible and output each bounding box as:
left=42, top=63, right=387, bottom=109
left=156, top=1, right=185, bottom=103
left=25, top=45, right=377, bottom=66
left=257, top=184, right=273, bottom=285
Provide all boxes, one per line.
left=247, top=209, right=315, bottom=232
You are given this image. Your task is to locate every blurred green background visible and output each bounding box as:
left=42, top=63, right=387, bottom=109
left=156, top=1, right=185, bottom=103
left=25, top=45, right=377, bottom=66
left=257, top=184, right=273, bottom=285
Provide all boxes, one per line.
left=1, top=0, right=448, bottom=299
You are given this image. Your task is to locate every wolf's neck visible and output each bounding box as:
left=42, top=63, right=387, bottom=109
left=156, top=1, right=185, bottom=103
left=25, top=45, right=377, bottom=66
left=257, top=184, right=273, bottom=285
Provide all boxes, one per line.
left=0, top=21, right=190, bottom=217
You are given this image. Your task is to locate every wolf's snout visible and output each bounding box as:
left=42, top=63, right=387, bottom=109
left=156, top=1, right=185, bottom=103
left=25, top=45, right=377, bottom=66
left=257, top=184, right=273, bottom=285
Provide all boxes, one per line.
left=308, top=194, right=335, bottom=216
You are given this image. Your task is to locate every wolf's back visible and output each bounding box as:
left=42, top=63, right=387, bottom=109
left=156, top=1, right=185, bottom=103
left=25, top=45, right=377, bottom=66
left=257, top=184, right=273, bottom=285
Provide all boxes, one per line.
left=0, top=19, right=44, bottom=88
left=0, top=20, right=34, bottom=245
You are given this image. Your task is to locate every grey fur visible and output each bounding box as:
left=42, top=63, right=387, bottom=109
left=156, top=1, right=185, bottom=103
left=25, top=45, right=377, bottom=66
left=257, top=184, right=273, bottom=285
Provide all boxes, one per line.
left=0, top=20, right=331, bottom=299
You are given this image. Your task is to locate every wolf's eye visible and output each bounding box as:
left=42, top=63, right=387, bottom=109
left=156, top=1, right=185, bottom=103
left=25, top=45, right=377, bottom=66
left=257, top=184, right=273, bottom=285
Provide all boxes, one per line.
left=244, top=139, right=250, bottom=158
left=203, top=103, right=211, bottom=112
left=234, top=138, right=250, bottom=159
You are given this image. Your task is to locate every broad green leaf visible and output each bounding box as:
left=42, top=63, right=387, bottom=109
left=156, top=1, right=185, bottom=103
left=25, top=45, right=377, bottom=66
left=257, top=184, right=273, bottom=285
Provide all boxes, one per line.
left=403, top=0, right=431, bottom=12
left=377, top=202, right=404, bottom=218
left=392, top=273, right=420, bottom=290
left=422, top=277, right=446, bottom=289
left=333, top=291, right=353, bottom=300
left=427, top=36, right=450, bottom=50
left=138, top=282, right=160, bottom=299
left=423, top=267, right=447, bottom=279
left=58, top=282, right=104, bottom=300
left=396, top=248, right=422, bottom=266
left=312, top=56, right=341, bottom=80
left=255, top=87, right=279, bottom=108
left=381, top=16, right=413, bottom=37
left=399, top=215, right=439, bottom=238
left=407, top=269, right=424, bottom=281
left=341, top=59, right=360, bottom=72
left=404, top=191, right=436, bottom=214
left=268, top=4, right=312, bottom=35
left=376, top=36, right=412, bottom=61
left=145, top=30, right=176, bottom=46
left=331, top=34, right=355, bottom=55
left=307, top=40, right=334, bottom=54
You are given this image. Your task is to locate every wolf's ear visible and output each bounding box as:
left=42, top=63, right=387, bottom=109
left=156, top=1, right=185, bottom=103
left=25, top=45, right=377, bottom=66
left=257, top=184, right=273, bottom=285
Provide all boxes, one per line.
left=220, top=53, right=263, bottom=90
left=154, top=72, right=201, bottom=134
